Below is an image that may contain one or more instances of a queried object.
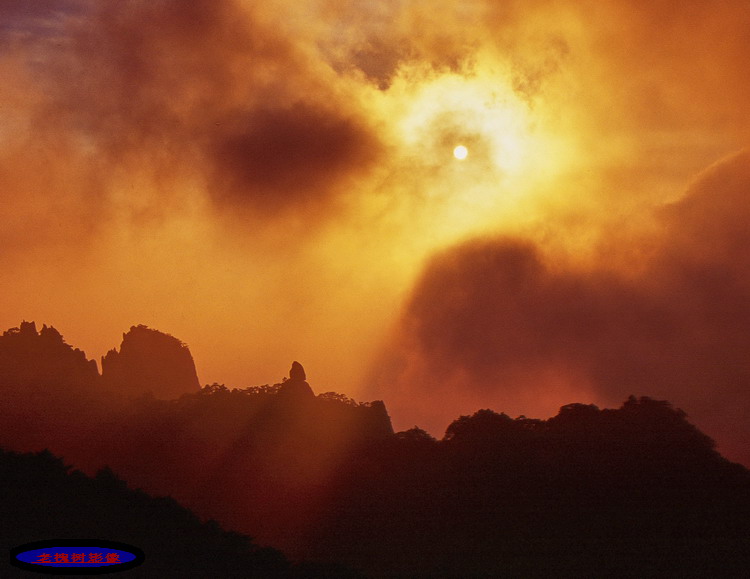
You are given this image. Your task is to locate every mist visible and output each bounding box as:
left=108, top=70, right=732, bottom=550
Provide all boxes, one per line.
left=2, top=0, right=749, bottom=461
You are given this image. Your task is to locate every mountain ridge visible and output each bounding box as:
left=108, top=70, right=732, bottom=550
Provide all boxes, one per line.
left=1, top=321, right=749, bottom=577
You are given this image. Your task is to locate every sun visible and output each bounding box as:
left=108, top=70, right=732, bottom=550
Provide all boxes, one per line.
left=453, top=145, right=468, bottom=160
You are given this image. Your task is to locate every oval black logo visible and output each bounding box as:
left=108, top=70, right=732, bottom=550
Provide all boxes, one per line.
left=10, top=540, right=145, bottom=575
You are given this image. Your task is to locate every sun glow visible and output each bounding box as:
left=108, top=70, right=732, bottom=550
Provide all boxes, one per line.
left=368, top=62, right=575, bottom=253
left=390, top=71, right=535, bottom=174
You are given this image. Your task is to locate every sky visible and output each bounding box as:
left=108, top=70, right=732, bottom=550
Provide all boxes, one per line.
left=1, top=0, right=750, bottom=463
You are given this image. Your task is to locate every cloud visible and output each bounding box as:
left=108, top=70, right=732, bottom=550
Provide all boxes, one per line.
left=209, top=102, right=380, bottom=213
left=4, top=0, right=749, bottom=239
left=3, top=0, right=750, bottom=464
left=0, top=0, right=83, bottom=42
left=372, top=150, right=750, bottom=464
left=1, top=0, right=382, bottom=229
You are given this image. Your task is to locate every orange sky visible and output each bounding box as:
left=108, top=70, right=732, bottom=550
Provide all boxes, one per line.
left=2, top=1, right=750, bottom=463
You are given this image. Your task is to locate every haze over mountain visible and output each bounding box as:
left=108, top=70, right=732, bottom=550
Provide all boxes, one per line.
left=3, top=1, right=750, bottom=473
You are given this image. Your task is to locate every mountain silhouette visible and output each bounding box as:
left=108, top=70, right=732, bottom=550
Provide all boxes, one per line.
left=0, top=321, right=98, bottom=388
left=277, top=360, right=316, bottom=400
left=101, top=324, right=201, bottom=399
left=0, top=446, right=366, bottom=578
left=0, top=322, right=749, bottom=577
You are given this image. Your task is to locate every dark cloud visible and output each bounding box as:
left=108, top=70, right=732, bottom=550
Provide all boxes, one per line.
left=0, top=0, right=83, bottom=41
left=374, top=151, right=750, bottom=464
left=211, top=102, right=379, bottom=211
left=318, top=0, right=479, bottom=89
left=11, top=0, right=381, bottom=222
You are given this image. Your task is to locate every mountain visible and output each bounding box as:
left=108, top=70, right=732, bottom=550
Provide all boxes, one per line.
left=0, top=321, right=98, bottom=388
left=1, top=322, right=749, bottom=577
left=101, top=325, right=201, bottom=399
left=313, top=399, right=750, bottom=576
left=0, top=446, right=367, bottom=578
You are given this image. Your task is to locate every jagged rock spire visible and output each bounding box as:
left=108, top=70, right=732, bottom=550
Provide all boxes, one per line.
left=278, top=361, right=314, bottom=399
left=290, top=361, right=306, bottom=381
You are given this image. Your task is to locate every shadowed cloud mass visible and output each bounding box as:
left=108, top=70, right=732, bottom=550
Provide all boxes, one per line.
left=372, top=151, right=750, bottom=464
left=42, top=0, right=382, bottom=216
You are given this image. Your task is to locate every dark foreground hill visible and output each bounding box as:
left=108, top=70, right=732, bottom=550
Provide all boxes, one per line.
left=1, top=322, right=750, bottom=577
left=313, top=399, right=750, bottom=577
left=0, top=447, right=363, bottom=578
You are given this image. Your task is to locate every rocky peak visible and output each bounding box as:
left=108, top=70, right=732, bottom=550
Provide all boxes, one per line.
left=101, top=325, right=200, bottom=399
left=0, top=321, right=98, bottom=386
left=277, top=361, right=315, bottom=399
left=289, top=361, right=306, bottom=381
